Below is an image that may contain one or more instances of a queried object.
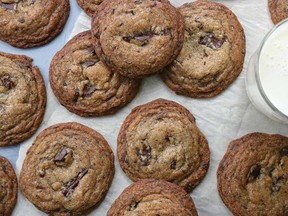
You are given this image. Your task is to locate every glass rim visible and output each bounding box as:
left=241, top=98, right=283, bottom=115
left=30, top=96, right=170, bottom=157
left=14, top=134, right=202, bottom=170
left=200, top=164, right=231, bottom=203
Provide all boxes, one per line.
left=255, top=18, right=288, bottom=120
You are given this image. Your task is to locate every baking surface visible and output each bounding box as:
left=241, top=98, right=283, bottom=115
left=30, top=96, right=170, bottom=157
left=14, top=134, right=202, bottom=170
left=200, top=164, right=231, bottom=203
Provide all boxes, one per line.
left=8, top=0, right=288, bottom=215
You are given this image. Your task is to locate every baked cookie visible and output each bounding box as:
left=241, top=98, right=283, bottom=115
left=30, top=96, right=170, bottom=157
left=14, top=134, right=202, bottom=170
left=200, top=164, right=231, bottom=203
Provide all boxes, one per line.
left=118, top=99, right=210, bottom=192
left=161, top=0, right=246, bottom=98
left=0, top=0, right=70, bottom=48
left=107, top=179, right=198, bottom=216
left=77, top=0, right=103, bottom=17
left=0, top=52, right=46, bottom=147
left=91, top=0, right=184, bottom=78
left=50, top=31, right=140, bottom=117
left=20, top=122, right=115, bottom=215
left=0, top=156, right=17, bottom=216
left=269, top=0, right=288, bottom=24
left=217, top=133, right=288, bottom=216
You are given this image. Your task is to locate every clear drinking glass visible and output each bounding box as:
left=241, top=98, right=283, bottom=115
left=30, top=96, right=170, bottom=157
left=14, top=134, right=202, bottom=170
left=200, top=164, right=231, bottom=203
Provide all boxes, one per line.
left=246, top=18, right=288, bottom=124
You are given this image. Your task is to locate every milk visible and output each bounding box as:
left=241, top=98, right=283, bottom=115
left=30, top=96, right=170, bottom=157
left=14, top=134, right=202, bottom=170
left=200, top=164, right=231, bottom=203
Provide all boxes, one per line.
left=259, top=22, right=288, bottom=116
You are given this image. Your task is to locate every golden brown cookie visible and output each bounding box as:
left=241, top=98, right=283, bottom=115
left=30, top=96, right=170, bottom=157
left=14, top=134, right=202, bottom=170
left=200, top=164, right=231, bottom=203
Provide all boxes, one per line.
left=20, top=122, right=115, bottom=215
left=50, top=31, right=140, bottom=117
left=77, top=0, right=103, bottom=17
left=107, top=179, right=198, bottom=216
left=217, top=133, right=288, bottom=216
left=269, top=0, right=288, bottom=24
left=118, top=99, right=210, bottom=192
left=0, top=51, right=46, bottom=147
left=162, top=0, right=246, bottom=98
left=91, top=0, right=184, bottom=78
left=0, top=0, right=70, bottom=48
left=0, top=156, right=17, bottom=216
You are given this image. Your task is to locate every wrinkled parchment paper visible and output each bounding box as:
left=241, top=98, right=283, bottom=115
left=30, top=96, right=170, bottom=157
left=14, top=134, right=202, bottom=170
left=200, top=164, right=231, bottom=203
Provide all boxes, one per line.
left=14, top=1, right=288, bottom=215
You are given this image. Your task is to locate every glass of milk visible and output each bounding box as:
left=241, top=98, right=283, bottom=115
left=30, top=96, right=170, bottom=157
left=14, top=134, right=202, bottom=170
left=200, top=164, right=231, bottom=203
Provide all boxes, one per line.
left=246, top=18, right=288, bottom=124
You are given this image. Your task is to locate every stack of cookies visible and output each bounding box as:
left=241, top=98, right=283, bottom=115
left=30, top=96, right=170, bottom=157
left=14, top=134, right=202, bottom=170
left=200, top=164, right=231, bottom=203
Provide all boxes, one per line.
left=1, top=0, right=288, bottom=216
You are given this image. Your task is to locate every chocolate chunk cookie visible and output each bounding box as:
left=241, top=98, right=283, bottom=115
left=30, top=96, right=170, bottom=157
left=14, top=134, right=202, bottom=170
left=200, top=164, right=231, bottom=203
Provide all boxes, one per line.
left=91, top=0, right=184, bottom=78
left=162, top=0, right=246, bottom=98
left=0, top=156, right=17, bottom=216
left=108, top=179, right=198, bottom=216
left=118, top=99, right=210, bottom=192
left=50, top=31, right=140, bottom=117
left=20, top=122, right=115, bottom=215
left=77, top=0, right=103, bottom=17
left=0, top=0, right=70, bottom=48
left=217, top=133, right=288, bottom=216
left=0, top=52, right=46, bottom=147
left=269, top=0, right=288, bottom=24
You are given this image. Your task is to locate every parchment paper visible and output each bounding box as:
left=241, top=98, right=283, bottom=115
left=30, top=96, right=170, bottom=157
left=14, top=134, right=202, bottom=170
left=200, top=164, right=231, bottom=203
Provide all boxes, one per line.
left=14, top=1, right=288, bottom=215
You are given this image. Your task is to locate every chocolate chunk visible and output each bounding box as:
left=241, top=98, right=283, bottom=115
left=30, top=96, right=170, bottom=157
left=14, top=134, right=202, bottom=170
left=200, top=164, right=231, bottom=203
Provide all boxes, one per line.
left=280, top=147, right=288, bottom=157
left=0, top=2, right=15, bottom=10
left=136, top=144, right=152, bottom=166
left=247, top=164, right=261, bottom=183
left=62, top=169, right=88, bottom=197
left=135, top=0, right=142, bottom=4
left=129, top=201, right=139, bottom=211
left=199, top=33, right=225, bottom=49
left=83, top=84, right=96, bottom=97
left=170, top=160, right=176, bottom=169
left=54, top=147, right=67, bottom=162
left=18, top=17, right=25, bottom=23
left=125, top=10, right=135, bottom=15
left=85, top=47, right=96, bottom=55
left=81, top=61, right=96, bottom=68
left=1, top=76, right=15, bottom=90
left=73, top=89, right=80, bottom=102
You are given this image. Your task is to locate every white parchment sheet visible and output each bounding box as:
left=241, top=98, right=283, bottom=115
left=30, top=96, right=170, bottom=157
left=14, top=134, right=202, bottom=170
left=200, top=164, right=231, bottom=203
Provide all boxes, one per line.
left=14, top=1, right=288, bottom=215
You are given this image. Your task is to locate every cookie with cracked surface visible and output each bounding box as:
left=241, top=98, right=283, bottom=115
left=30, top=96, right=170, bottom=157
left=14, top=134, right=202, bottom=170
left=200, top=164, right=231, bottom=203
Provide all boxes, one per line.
left=50, top=31, right=140, bottom=117
left=0, top=51, right=46, bottom=147
left=118, top=98, right=210, bottom=192
left=0, top=0, right=70, bottom=48
left=269, top=0, right=288, bottom=24
left=91, top=0, right=184, bottom=78
left=0, top=156, right=17, bottom=216
left=77, top=0, right=103, bottom=17
left=161, top=0, right=246, bottom=98
left=217, top=133, right=288, bottom=216
left=20, top=122, right=115, bottom=215
left=107, top=179, right=198, bottom=216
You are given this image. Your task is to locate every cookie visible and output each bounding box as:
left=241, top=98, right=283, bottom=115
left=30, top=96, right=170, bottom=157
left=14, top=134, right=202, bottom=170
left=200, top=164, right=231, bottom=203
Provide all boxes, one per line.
left=0, top=52, right=46, bottom=147
left=0, top=156, right=17, bottom=216
left=217, top=133, right=288, bottom=216
left=77, top=0, right=103, bottom=17
left=0, top=0, right=70, bottom=48
left=91, top=0, right=184, bottom=78
left=118, top=99, right=210, bottom=192
left=269, top=0, right=288, bottom=24
left=161, top=0, right=246, bottom=98
left=50, top=31, right=140, bottom=117
left=107, top=179, right=198, bottom=216
left=20, top=122, right=115, bottom=215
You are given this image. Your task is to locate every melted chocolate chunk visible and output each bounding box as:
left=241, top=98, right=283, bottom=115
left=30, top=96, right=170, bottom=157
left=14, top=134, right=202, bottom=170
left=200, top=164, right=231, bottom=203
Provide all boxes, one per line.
left=81, top=61, right=97, bottom=68
left=129, top=201, right=139, bottom=211
left=54, top=147, right=67, bottom=162
left=170, top=160, right=176, bottom=169
left=83, top=84, right=96, bottom=97
left=135, top=0, right=142, bottom=4
left=123, top=32, right=154, bottom=46
left=18, top=17, right=25, bottom=23
left=0, top=2, right=15, bottom=10
left=199, top=33, right=225, bottom=49
left=136, top=144, right=152, bottom=166
left=247, top=164, right=261, bottom=183
left=280, top=147, right=288, bottom=157
left=1, top=76, right=15, bottom=90
left=62, top=169, right=88, bottom=197
left=85, top=47, right=96, bottom=55
left=134, top=34, right=153, bottom=42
